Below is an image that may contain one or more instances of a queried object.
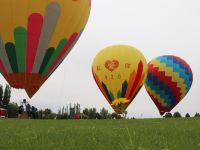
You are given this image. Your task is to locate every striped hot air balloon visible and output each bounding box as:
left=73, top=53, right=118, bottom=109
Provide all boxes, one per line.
left=0, top=0, right=91, bottom=98
left=145, top=55, right=193, bottom=115
left=92, top=45, right=147, bottom=114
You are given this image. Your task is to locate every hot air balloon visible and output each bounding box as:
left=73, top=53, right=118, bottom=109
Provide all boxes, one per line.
left=92, top=45, right=147, bottom=114
left=145, top=55, right=193, bottom=115
left=0, top=0, right=91, bottom=98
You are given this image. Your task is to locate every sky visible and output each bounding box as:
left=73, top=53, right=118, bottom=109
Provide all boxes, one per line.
left=1, top=0, right=200, bottom=118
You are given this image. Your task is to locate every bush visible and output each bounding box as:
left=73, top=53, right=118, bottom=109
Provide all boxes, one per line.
left=82, top=114, right=88, bottom=119
left=194, top=113, right=200, bottom=117
left=185, top=113, right=190, bottom=118
left=164, top=112, right=172, bottom=118
left=47, top=113, right=57, bottom=119
left=173, top=112, right=182, bottom=118
left=96, top=112, right=102, bottom=119
left=7, top=103, right=18, bottom=118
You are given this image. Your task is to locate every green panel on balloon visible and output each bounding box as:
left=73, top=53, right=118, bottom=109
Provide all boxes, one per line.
left=5, top=42, right=18, bottom=73
left=42, top=38, right=67, bottom=75
left=14, top=27, right=26, bottom=72
left=39, top=47, right=55, bottom=74
left=117, top=91, right=121, bottom=98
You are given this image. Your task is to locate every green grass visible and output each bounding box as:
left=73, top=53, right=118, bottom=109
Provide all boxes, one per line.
left=0, top=118, right=200, bottom=150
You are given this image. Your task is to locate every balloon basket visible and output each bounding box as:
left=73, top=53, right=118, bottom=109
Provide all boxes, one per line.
left=19, top=112, right=29, bottom=119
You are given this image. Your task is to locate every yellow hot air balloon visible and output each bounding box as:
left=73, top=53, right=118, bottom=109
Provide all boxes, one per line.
left=0, top=0, right=91, bottom=98
left=92, top=45, right=147, bottom=114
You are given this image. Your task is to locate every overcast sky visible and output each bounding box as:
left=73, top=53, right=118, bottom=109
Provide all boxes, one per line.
left=1, top=0, right=200, bottom=118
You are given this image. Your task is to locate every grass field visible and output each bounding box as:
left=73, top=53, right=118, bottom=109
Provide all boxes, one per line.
left=0, top=118, right=200, bottom=150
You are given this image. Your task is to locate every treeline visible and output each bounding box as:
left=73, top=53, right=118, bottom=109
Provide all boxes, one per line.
left=164, top=112, right=200, bottom=118
left=7, top=104, right=200, bottom=119
left=3, top=102, right=200, bottom=119
left=4, top=105, right=125, bottom=119
left=32, top=107, right=124, bottom=120
left=81, top=107, right=124, bottom=119
left=21, top=109, right=200, bottom=119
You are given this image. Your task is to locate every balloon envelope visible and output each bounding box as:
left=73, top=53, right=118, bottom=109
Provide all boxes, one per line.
left=0, top=0, right=91, bottom=97
left=92, top=45, right=147, bottom=114
left=145, top=55, right=193, bottom=115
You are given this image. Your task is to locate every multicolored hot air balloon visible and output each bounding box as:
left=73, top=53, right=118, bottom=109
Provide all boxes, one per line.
left=92, top=45, right=147, bottom=114
left=145, top=55, right=193, bottom=115
left=0, top=0, right=91, bottom=98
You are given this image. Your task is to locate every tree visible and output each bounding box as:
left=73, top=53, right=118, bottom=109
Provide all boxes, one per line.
left=164, top=112, right=173, bottom=118
left=75, top=104, right=81, bottom=114
left=2, top=85, right=11, bottom=107
left=49, top=113, right=57, bottom=119
left=0, top=85, right=3, bottom=106
left=96, top=112, right=102, bottom=119
left=111, top=112, right=122, bottom=119
left=57, top=109, right=61, bottom=119
left=38, top=110, right=43, bottom=119
left=100, top=107, right=109, bottom=119
left=185, top=113, right=190, bottom=118
left=62, top=113, right=67, bottom=119
left=7, top=103, right=18, bottom=118
left=88, top=108, right=96, bottom=119
left=43, top=108, right=52, bottom=119
left=194, top=113, right=200, bottom=117
left=82, top=108, right=89, bottom=119
left=111, top=113, right=117, bottom=119
left=61, top=106, right=65, bottom=119
left=107, top=113, right=112, bottom=119
left=82, top=114, right=88, bottom=119
left=173, top=112, right=182, bottom=118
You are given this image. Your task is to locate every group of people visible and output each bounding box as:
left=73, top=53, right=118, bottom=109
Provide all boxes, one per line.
left=18, top=99, right=37, bottom=117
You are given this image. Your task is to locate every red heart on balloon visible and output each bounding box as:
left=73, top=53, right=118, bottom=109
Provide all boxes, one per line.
left=105, top=60, right=119, bottom=72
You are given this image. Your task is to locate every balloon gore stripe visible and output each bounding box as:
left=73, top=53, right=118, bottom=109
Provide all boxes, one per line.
left=26, top=13, right=43, bottom=73
left=14, top=27, right=27, bottom=72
